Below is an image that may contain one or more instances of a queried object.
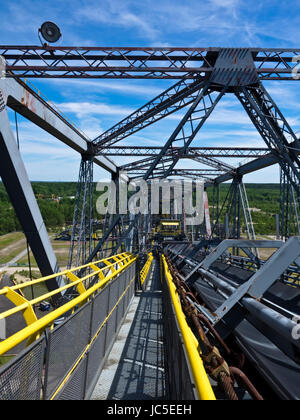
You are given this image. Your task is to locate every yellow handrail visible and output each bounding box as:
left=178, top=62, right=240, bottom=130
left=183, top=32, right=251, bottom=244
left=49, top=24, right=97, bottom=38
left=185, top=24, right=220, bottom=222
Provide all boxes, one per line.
left=0, top=252, right=136, bottom=355
left=140, top=253, right=153, bottom=286
left=50, top=270, right=137, bottom=400
left=162, top=254, right=216, bottom=401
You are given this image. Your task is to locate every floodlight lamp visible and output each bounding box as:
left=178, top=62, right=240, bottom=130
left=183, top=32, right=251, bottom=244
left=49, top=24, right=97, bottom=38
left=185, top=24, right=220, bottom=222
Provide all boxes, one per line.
left=39, top=21, right=62, bottom=44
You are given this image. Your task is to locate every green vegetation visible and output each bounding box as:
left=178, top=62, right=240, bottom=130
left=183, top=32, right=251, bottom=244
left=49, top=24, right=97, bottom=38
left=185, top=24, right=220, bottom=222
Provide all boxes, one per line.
left=9, top=270, right=49, bottom=301
left=0, top=355, right=14, bottom=367
left=0, top=232, right=24, bottom=249
left=0, top=232, right=26, bottom=265
left=0, top=192, right=21, bottom=234
left=0, top=182, right=81, bottom=235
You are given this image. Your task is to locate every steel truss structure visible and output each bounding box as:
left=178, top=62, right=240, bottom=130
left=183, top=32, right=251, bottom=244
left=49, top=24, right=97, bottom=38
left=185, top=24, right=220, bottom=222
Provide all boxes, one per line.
left=165, top=238, right=300, bottom=400
left=1, top=46, right=300, bottom=269
left=67, top=154, right=94, bottom=269
left=280, top=162, right=300, bottom=240
left=101, top=146, right=270, bottom=158
left=2, top=46, right=300, bottom=80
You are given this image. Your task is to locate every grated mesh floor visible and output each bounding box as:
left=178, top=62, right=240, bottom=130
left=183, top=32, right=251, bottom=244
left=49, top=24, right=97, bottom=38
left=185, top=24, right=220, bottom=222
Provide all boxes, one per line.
left=92, top=260, right=167, bottom=400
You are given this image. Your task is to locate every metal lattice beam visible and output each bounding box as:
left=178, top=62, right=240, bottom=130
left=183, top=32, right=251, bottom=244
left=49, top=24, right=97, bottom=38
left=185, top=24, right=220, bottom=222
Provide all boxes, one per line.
left=4, top=44, right=297, bottom=262
left=2, top=46, right=300, bottom=80
left=101, top=146, right=270, bottom=158
left=120, top=154, right=232, bottom=173
left=128, top=168, right=224, bottom=180
left=279, top=162, right=300, bottom=240
left=141, top=83, right=227, bottom=180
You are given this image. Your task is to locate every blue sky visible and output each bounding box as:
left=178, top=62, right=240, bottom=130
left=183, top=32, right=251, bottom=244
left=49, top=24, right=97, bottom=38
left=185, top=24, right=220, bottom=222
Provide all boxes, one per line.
left=2, top=0, right=300, bottom=183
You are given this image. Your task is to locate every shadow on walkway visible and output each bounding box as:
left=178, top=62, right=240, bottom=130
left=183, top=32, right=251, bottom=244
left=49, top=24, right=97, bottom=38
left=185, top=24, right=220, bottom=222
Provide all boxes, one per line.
left=107, top=261, right=167, bottom=400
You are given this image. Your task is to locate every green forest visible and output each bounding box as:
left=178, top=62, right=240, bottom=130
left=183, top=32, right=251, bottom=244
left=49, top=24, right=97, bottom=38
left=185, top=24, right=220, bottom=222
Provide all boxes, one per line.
left=206, top=183, right=280, bottom=235
left=0, top=182, right=79, bottom=235
left=0, top=182, right=281, bottom=236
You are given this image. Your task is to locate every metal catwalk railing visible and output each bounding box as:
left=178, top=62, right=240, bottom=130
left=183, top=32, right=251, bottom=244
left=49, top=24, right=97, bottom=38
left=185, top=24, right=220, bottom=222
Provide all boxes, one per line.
left=161, top=254, right=216, bottom=400
left=0, top=253, right=137, bottom=400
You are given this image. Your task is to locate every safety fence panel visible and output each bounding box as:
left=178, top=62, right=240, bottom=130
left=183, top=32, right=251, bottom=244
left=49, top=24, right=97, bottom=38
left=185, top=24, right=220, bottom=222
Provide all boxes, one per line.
left=0, top=337, right=45, bottom=400
left=0, top=259, right=136, bottom=400
left=50, top=262, right=136, bottom=400
left=55, top=355, right=89, bottom=401
left=43, top=300, right=93, bottom=400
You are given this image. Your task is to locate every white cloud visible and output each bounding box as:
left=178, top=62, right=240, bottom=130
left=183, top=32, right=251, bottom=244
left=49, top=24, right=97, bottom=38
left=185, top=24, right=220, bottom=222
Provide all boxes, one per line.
left=78, top=3, right=159, bottom=40
left=57, top=101, right=134, bottom=118
left=2, top=0, right=296, bottom=184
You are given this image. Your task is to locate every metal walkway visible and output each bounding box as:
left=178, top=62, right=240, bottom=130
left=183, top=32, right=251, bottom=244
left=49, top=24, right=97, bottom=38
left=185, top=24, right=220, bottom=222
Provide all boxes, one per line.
left=91, top=259, right=167, bottom=400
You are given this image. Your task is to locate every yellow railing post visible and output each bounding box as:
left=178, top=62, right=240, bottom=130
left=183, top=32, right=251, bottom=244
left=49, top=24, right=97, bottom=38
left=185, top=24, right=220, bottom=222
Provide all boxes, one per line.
left=0, top=253, right=136, bottom=356
left=140, top=253, right=153, bottom=287
left=3, top=287, right=37, bottom=326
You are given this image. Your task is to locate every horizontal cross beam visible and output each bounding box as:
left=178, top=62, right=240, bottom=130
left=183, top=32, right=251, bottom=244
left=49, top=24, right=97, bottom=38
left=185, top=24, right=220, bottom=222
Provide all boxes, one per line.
left=102, top=146, right=270, bottom=158
left=1, top=46, right=300, bottom=80
left=0, top=77, right=117, bottom=174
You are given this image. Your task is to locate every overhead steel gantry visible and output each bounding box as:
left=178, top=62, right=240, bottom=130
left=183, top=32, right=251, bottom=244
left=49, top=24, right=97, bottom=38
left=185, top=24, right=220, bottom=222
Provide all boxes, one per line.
left=101, top=146, right=270, bottom=158
left=1, top=46, right=300, bottom=269
left=1, top=46, right=300, bottom=80
left=1, top=44, right=300, bottom=402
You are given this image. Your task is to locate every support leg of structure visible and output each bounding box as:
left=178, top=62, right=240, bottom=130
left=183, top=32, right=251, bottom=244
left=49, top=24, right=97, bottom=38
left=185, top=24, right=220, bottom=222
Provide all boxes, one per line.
left=0, top=109, right=61, bottom=291
left=68, top=154, right=94, bottom=269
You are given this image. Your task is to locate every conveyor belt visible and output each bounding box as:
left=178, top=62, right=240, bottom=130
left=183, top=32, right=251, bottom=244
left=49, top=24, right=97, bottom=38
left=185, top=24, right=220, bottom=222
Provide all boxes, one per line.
left=178, top=251, right=300, bottom=400
left=208, top=260, right=300, bottom=314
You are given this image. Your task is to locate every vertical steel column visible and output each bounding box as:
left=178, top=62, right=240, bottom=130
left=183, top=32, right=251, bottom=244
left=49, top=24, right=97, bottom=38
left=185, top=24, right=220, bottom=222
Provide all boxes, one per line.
left=236, top=83, right=300, bottom=196
left=68, top=154, right=94, bottom=269
left=0, top=109, right=61, bottom=291
left=210, top=177, right=255, bottom=242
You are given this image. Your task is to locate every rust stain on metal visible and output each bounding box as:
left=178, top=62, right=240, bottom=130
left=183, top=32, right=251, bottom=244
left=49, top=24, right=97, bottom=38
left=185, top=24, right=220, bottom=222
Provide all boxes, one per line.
left=21, top=90, right=36, bottom=113
left=30, top=96, right=36, bottom=113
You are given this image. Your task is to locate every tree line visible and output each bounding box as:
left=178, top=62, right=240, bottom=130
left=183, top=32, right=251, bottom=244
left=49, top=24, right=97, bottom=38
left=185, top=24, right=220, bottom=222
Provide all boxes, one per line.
left=0, top=182, right=79, bottom=235
left=206, top=183, right=280, bottom=235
